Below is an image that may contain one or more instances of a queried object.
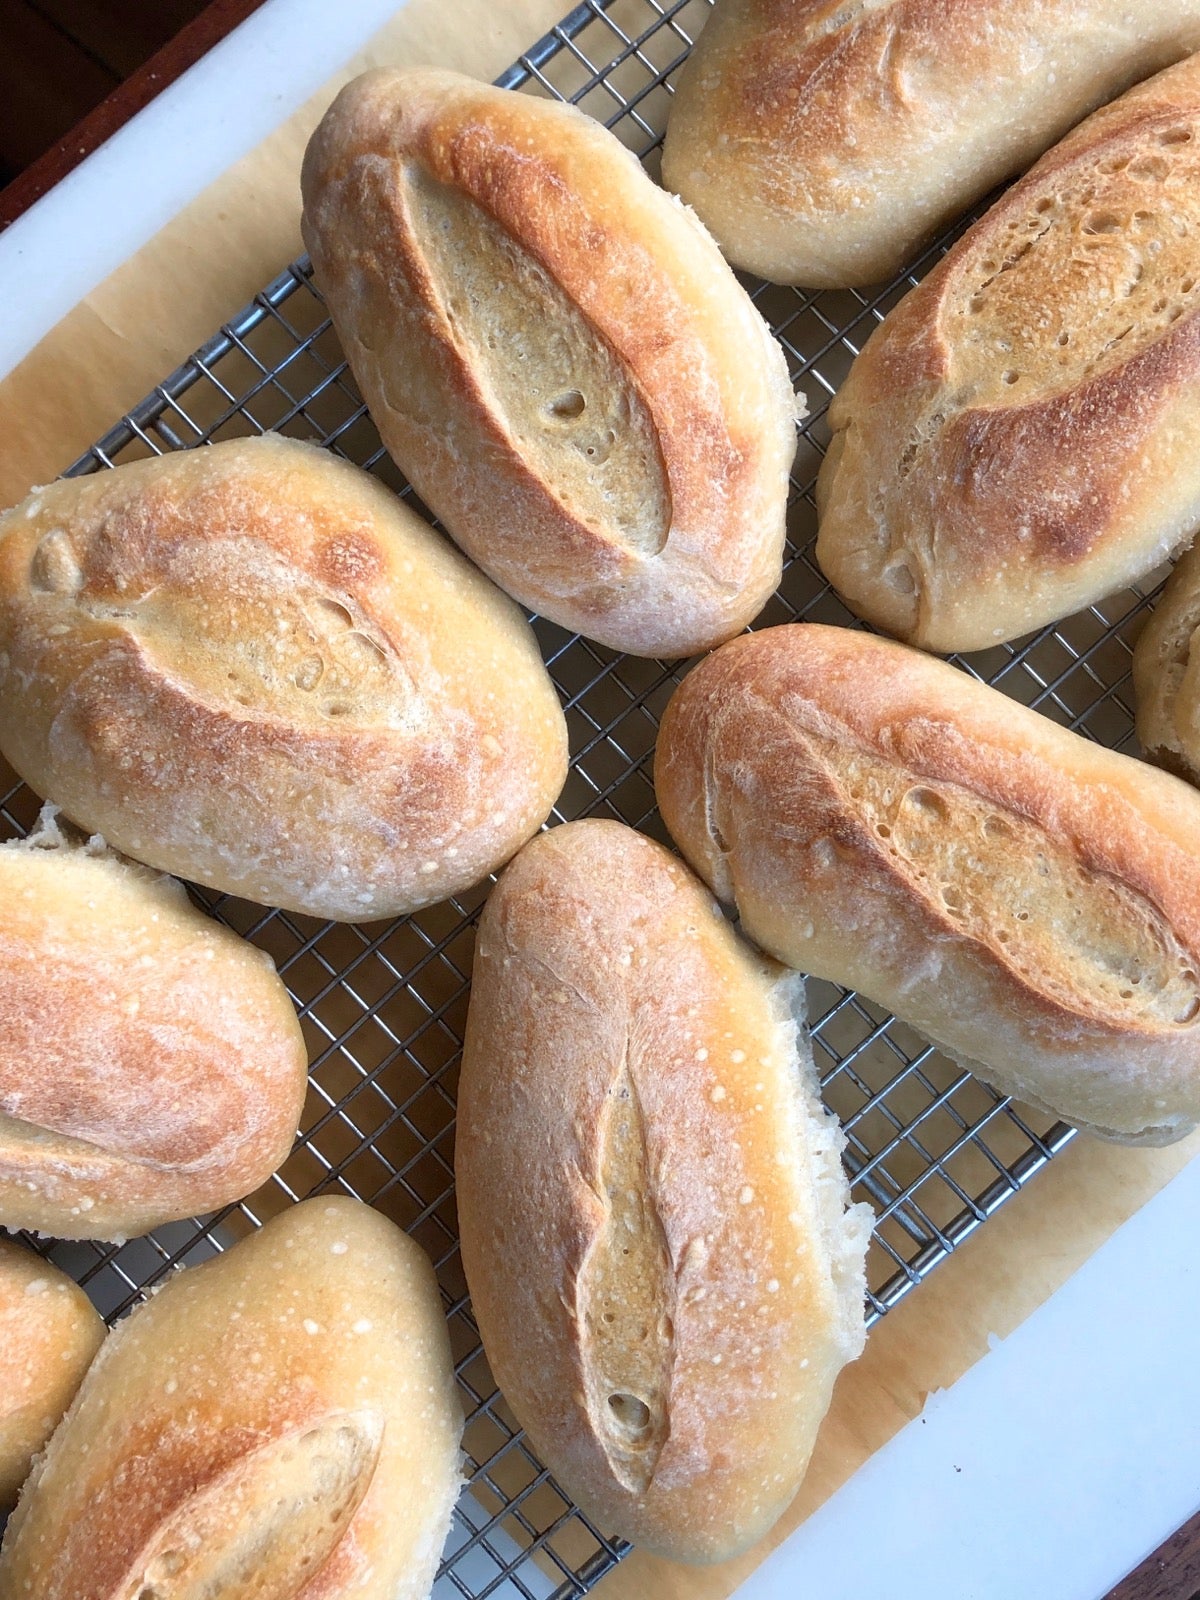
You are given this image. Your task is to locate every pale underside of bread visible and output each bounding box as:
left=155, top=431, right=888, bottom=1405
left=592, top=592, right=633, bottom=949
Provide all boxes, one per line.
left=654, top=626, right=1200, bottom=1145
left=0, top=434, right=567, bottom=919
left=816, top=53, right=1200, bottom=652
left=1133, top=537, right=1200, bottom=783
left=0, top=805, right=308, bottom=1241
left=662, top=0, right=1200, bottom=288
left=0, top=1240, right=105, bottom=1508
left=0, top=1198, right=463, bottom=1600
left=300, top=68, right=799, bottom=657
left=456, top=820, right=870, bottom=1564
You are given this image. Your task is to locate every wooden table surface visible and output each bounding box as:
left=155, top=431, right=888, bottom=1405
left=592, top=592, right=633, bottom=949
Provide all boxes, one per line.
left=1, top=4, right=1198, bottom=1596
left=1111, top=1512, right=1200, bottom=1600
left=0, top=0, right=269, bottom=228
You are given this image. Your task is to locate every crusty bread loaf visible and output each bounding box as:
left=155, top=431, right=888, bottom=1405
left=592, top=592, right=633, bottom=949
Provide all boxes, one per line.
left=0, top=435, right=567, bottom=918
left=816, top=55, right=1200, bottom=653
left=655, top=625, right=1200, bottom=1146
left=662, top=0, right=1200, bottom=288
left=0, top=1241, right=104, bottom=1509
left=301, top=68, right=799, bottom=658
left=456, top=820, right=871, bottom=1564
left=1133, top=540, right=1200, bottom=781
left=0, top=806, right=308, bottom=1241
left=0, top=1198, right=463, bottom=1599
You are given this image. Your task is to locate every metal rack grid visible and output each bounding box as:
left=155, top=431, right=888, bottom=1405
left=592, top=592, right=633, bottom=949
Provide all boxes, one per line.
left=0, top=0, right=1168, bottom=1593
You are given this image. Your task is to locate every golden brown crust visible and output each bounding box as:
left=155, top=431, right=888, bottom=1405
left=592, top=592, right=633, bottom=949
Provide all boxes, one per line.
left=0, top=1199, right=463, bottom=1600
left=0, top=1242, right=104, bottom=1508
left=655, top=624, right=1200, bottom=1145
left=456, top=821, right=870, bottom=1563
left=0, top=811, right=309, bottom=1241
left=816, top=56, right=1200, bottom=651
left=0, top=436, right=567, bottom=919
left=301, top=68, right=798, bottom=657
left=662, top=0, right=1200, bottom=286
left=1134, top=539, right=1200, bottom=781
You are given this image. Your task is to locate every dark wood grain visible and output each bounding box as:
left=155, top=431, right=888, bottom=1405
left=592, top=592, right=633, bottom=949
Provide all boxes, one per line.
left=0, top=0, right=119, bottom=178
left=1106, top=1509, right=1200, bottom=1600
left=28, top=0, right=211, bottom=79
left=0, top=0, right=269, bottom=231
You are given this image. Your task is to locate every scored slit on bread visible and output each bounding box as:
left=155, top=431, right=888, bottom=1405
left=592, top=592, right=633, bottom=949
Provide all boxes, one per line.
left=0, top=805, right=309, bottom=1241
left=108, top=1412, right=384, bottom=1599
left=0, top=435, right=568, bottom=920
left=403, top=165, right=672, bottom=561
left=656, top=625, right=1200, bottom=1146
left=661, top=0, right=1200, bottom=287
left=456, top=820, right=871, bottom=1565
left=580, top=1061, right=674, bottom=1495
left=817, top=52, right=1200, bottom=651
left=0, top=1199, right=464, bottom=1600
left=301, top=68, right=800, bottom=658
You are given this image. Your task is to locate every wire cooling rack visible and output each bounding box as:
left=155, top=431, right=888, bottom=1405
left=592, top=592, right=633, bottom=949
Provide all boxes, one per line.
left=1, top=0, right=1172, bottom=1592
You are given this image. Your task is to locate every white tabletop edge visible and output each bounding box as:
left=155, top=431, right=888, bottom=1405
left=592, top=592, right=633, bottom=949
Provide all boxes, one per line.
left=0, top=0, right=409, bottom=379
left=739, top=1150, right=1200, bottom=1600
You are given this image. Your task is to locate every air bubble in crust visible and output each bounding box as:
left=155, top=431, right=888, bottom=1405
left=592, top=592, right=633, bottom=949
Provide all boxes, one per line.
left=608, top=1391, right=652, bottom=1438
left=883, top=557, right=917, bottom=595
left=547, top=389, right=587, bottom=420
left=1129, top=154, right=1170, bottom=181
left=903, top=787, right=950, bottom=821
left=294, top=654, right=324, bottom=692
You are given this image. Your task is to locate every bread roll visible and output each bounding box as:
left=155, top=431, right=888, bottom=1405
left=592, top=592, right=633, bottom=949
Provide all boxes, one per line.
left=0, top=1241, right=104, bottom=1508
left=456, top=820, right=871, bottom=1564
left=816, top=55, right=1200, bottom=652
left=655, top=624, right=1200, bottom=1146
left=662, top=0, right=1200, bottom=288
left=0, top=1198, right=463, bottom=1599
left=1133, top=540, right=1200, bottom=781
left=0, top=806, right=308, bottom=1241
left=301, top=69, right=798, bottom=658
left=0, top=435, right=567, bottom=919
